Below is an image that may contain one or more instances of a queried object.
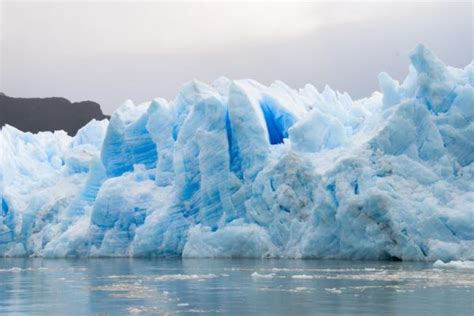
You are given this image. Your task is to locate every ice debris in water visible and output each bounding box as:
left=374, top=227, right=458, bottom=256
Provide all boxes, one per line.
left=433, top=260, right=474, bottom=269
left=1, top=45, right=473, bottom=260
left=251, top=272, right=276, bottom=279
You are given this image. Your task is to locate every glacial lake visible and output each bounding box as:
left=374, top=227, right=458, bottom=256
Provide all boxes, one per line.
left=0, top=258, right=472, bottom=315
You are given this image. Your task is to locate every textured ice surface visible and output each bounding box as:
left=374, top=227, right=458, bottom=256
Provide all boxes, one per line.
left=1, top=45, right=473, bottom=260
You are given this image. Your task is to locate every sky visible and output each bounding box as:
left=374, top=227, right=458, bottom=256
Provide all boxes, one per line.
left=1, top=1, right=472, bottom=114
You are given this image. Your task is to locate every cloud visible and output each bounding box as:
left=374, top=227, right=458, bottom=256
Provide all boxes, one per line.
left=1, top=1, right=472, bottom=113
left=2, top=2, right=396, bottom=57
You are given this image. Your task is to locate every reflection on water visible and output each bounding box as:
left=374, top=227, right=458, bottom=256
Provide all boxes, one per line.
left=0, top=258, right=472, bottom=315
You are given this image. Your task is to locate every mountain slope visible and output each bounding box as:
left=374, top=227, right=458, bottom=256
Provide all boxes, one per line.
left=0, top=94, right=109, bottom=135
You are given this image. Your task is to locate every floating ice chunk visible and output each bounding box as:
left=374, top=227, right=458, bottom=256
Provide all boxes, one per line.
left=251, top=272, right=275, bottom=279
left=325, top=288, right=343, bottom=294
left=147, top=274, right=218, bottom=281
left=291, top=275, right=314, bottom=279
left=433, top=260, right=474, bottom=269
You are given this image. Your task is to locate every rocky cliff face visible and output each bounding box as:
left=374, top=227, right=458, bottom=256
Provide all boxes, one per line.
left=0, top=94, right=109, bottom=135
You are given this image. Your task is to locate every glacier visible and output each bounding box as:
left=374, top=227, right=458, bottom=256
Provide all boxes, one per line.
left=0, top=45, right=473, bottom=261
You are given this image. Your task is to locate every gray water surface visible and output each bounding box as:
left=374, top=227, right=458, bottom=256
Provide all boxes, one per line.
left=0, top=258, right=472, bottom=315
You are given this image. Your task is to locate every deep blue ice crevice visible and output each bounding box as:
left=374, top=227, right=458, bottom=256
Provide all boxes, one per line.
left=259, top=95, right=297, bottom=145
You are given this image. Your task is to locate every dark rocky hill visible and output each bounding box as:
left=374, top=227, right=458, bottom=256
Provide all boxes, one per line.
left=0, top=93, right=109, bottom=136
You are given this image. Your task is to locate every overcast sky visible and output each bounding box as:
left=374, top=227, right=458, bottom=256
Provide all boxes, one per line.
left=1, top=1, right=472, bottom=114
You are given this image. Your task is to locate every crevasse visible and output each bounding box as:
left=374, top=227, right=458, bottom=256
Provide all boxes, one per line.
left=1, top=45, right=473, bottom=260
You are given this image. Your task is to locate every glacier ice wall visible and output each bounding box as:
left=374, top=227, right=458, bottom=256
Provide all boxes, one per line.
left=1, top=45, right=473, bottom=260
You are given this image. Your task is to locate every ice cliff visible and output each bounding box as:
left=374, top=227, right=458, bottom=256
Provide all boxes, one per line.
left=1, top=45, right=473, bottom=260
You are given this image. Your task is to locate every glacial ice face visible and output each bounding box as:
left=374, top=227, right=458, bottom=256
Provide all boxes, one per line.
left=1, top=45, right=473, bottom=260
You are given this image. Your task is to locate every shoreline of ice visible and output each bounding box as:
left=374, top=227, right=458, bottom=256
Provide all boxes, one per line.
left=433, top=260, right=474, bottom=269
